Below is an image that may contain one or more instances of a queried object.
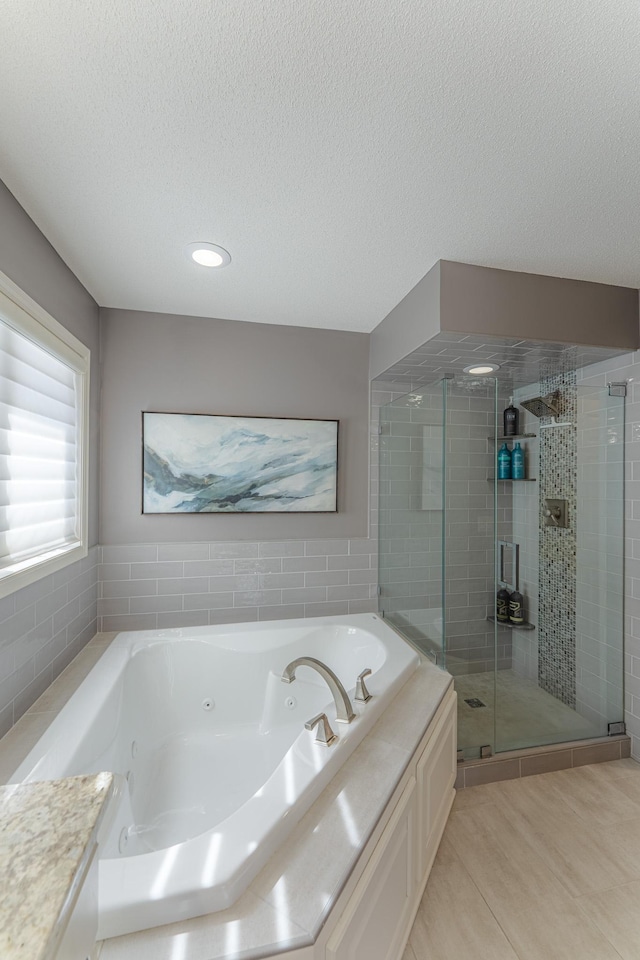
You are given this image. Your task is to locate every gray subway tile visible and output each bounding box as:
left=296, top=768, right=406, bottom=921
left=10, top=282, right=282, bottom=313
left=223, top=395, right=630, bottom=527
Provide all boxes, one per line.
left=67, top=568, right=98, bottom=601
left=209, top=608, right=258, bottom=625
left=101, top=614, right=158, bottom=632
left=258, top=604, right=305, bottom=621
left=209, top=575, right=258, bottom=594
left=0, top=606, right=37, bottom=649
left=157, top=611, right=209, bottom=629
left=102, top=545, right=159, bottom=563
left=305, top=570, right=349, bottom=587
left=35, top=586, right=68, bottom=624
left=99, top=563, right=131, bottom=581
left=101, top=580, right=158, bottom=599
left=0, top=659, right=35, bottom=714
left=130, top=561, right=185, bottom=580
left=97, top=598, right=130, bottom=617
left=12, top=577, right=52, bottom=613
left=283, top=556, right=327, bottom=573
left=348, top=568, right=377, bottom=585
left=158, top=542, right=210, bottom=561
left=234, top=558, right=282, bottom=575
left=158, top=577, right=209, bottom=595
left=304, top=601, right=350, bottom=617
left=77, top=583, right=99, bottom=614
left=14, top=665, right=54, bottom=722
left=210, top=542, right=260, bottom=560
left=305, top=540, right=349, bottom=556
left=234, top=590, right=282, bottom=607
left=184, top=560, right=235, bottom=578
left=67, top=612, right=97, bottom=649
left=328, top=585, right=370, bottom=602
left=0, top=703, right=13, bottom=740
left=348, top=599, right=377, bottom=614
left=130, top=595, right=184, bottom=614
left=12, top=617, right=54, bottom=670
left=348, top=540, right=376, bottom=555
left=282, top=586, right=327, bottom=604
left=259, top=541, right=305, bottom=558
left=327, top=555, right=371, bottom=571
left=259, top=573, right=305, bottom=589
left=35, top=630, right=68, bottom=676
left=184, top=592, right=235, bottom=611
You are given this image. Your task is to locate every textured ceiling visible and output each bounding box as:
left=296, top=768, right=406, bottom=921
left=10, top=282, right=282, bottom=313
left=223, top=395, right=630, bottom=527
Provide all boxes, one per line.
left=1, top=1, right=639, bottom=331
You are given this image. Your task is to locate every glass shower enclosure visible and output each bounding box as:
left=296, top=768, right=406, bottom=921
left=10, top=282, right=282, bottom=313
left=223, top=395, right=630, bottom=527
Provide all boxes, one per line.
left=378, top=375, right=624, bottom=758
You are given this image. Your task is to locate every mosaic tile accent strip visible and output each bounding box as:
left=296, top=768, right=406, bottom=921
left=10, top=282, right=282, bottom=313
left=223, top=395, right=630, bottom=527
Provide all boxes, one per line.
left=538, top=370, right=577, bottom=707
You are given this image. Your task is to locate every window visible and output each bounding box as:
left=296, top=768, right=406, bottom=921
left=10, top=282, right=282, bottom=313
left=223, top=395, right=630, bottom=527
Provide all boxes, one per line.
left=0, top=272, right=89, bottom=597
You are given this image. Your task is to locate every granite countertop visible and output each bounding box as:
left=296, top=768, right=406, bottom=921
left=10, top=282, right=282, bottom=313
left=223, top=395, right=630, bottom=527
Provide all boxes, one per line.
left=0, top=772, right=118, bottom=960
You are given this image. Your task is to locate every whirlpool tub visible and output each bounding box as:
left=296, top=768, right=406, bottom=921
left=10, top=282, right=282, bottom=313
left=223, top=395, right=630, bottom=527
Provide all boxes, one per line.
left=10, top=613, right=419, bottom=939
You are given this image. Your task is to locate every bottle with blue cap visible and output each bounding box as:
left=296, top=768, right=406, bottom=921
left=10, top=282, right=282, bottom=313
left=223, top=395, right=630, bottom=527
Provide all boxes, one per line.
left=497, top=443, right=511, bottom=480
left=511, top=442, right=525, bottom=480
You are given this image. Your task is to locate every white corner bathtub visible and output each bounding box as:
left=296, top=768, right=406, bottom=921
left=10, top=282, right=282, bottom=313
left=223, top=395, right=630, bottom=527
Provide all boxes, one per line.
left=10, top=613, right=419, bottom=940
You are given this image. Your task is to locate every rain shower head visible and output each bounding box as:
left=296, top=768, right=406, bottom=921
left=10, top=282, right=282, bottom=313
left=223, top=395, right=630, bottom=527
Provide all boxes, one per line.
left=519, top=393, right=561, bottom=419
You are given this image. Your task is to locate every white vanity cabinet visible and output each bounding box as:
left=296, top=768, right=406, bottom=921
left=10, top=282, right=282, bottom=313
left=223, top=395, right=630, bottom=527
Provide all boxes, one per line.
left=323, top=687, right=457, bottom=960
left=415, top=687, right=457, bottom=883
left=326, top=779, right=417, bottom=960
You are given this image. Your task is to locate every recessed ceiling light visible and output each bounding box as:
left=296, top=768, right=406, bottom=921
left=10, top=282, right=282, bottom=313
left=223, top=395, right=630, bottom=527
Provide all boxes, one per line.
left=185, top=242, right=231, bottom=268
left=463, top=363, right=500, bottom=375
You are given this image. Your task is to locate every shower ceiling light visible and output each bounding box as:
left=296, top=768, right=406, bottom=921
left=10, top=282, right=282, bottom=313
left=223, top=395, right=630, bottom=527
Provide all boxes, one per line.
left=463, top=363, right=500, bottom=375
left=185, top=242, right=231, bottom=268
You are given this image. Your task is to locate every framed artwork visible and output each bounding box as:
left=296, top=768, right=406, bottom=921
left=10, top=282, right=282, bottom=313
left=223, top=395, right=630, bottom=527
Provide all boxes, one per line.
left=142, top=412, right=339, bottom=514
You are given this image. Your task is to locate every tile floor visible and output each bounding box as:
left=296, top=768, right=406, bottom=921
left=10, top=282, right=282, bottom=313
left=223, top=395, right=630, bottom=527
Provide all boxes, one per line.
left=455, top=669, right=601, bottom=754
left=405, top=757, right=640, bottom=960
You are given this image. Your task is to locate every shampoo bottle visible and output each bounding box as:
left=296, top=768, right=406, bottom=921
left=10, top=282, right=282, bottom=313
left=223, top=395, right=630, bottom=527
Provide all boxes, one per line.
left=496, top=586, right=511, bottom=622
left=509, top=589, right=525, bottom=624
left=503, top=397, right=519, bottom=436
left=497, top=443, right=512, bottom=480
left=511, top=442, right=525, bottom=480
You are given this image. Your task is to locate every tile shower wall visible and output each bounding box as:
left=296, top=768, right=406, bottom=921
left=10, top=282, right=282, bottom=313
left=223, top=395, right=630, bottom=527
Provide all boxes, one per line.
left=579, top=353, right=638, bottom=755
left=376, top=381, right=445, bottom=647
left=377, top=379, right=511, bottom=675
left=575, top=386, right=624, bottom=732
left=98, top=539, right=377, bottom=631
left=0, top=547, right=99, bottom=738
left=537, top=371, right=577, bottom=707
left=446, top=385, right=511, bottom=675
left=509, top=397, right=540, bottom=681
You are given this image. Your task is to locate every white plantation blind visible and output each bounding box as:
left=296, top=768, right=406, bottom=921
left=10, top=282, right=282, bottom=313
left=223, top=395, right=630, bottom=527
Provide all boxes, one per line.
left=0, top=277, right=88, bottom=592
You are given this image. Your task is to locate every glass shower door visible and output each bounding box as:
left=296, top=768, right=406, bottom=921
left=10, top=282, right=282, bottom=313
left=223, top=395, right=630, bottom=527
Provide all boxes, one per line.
left=494, top=382, right=625, bottom=752
left=378, top=382, right=446, bottom=665
left=442, top=375, right=499, bottom=759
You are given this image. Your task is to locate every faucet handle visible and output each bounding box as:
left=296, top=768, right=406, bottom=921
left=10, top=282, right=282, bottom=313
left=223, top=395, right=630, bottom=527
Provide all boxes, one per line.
left=305, top=712, right=337, bottom=746
left=355, top=668, right=372, bottom=703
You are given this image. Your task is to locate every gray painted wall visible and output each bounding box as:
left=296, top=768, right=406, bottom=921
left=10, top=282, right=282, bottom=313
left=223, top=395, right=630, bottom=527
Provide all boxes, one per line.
left=440, top=260, right=640, bottom=349
left=370, top=259, right=640, bottom=382
left=0, top=180, right=101, bottom=545
left=99, top=308, right=370, bottom=543
left=0, top=180, right=101, bottom=735
left=369, top=261, right=440, bottom=379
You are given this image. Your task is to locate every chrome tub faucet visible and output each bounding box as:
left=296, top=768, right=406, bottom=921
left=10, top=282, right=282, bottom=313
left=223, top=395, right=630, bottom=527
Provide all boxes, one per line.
left=281, top=656, right=356, bottom=723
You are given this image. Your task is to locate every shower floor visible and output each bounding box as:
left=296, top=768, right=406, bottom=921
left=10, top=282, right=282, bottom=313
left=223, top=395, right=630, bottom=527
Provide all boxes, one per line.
left=455, top=669, right=602, bottom=754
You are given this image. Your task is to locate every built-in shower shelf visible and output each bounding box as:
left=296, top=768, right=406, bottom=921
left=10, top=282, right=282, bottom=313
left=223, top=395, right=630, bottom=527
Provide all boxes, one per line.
left=488, top=477, right=537, bottom=482
left=487, top=615, right=536, bottom=631
left=489, top=433, right=537, bottom=442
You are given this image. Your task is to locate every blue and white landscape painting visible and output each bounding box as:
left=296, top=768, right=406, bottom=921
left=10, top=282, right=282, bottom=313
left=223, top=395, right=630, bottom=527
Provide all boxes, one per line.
left=143, top=413, right=338, bottom=513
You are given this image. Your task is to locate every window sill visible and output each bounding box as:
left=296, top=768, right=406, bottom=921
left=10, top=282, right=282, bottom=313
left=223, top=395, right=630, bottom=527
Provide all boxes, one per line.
left=0, top=542, right=88, bottom=600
